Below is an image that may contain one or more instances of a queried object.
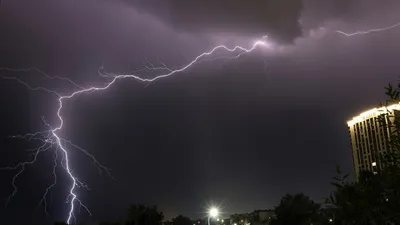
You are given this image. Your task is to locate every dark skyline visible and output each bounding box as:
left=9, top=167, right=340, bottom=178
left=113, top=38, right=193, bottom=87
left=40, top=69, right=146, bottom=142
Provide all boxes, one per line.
left=1, top=0, right=400, bottom=224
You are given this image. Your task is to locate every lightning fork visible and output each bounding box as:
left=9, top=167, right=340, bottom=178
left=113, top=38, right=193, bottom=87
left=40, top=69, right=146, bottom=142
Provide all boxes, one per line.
left=0, top=67, right=85, bottom=90
left=1, top=37, right=270, bottom=224
left=61, top=138, right=113, bottom=178
left=1, top=138, right=53, bottom=205
left=37, top=147, right=59, bottom=214
left=336, top=21, right=400, bottom=36
left=0, top=76, right=62, bottom=96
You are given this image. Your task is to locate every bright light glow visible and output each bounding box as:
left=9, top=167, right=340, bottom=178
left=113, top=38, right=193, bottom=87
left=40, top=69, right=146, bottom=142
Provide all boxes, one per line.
left=221, top=219, right=224, bottom=222
left=329, top=218, right=333, bottom=222
left=209, top=207, right=219, bottom=218
left=347, top=103, right=400, bottom=126
left=372, top=162, right=377, bottom=167
left=217, top=218, right=220, bottom=221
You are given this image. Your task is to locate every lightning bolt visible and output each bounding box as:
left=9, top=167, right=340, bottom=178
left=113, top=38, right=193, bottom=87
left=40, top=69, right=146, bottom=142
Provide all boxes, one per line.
left=37, top=145, right=58, bottom=214
left=1, top=16, right=398, bottom=222
left=336, top=21, right=400, bottom=36
left=0, top=67, right=85, bottom=90
left=0, top=38, right=269, bottom=224
left=1, top=129, right=54, bottom=205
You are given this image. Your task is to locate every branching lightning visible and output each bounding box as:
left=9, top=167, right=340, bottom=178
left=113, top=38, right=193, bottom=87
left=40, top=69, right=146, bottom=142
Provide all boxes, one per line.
left=336, top=21, right=400, bottom=36
left=0, top=18, right=398, bottom=222
left=0, top=38, right=270, bottom=224
left=2, top=129, right=54, bottom=205
left=37, top=145, right=58, bottom=214
left=0, top=67, right=85, bottom=90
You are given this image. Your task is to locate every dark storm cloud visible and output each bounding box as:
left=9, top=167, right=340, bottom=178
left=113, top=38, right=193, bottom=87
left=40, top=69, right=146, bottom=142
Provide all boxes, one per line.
left=130, top=0, right=400, bottom=45
left=131, top=0, right=303, bottom=44
left=0, top=0, right=209, bottom=81
left=2, top=0, right=400, bottom=224
left=301, top=0, right=400, bottom=29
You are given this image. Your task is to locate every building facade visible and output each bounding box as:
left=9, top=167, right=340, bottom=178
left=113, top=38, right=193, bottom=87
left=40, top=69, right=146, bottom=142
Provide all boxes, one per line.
left=230, top=210, right=274, bottom=225
left=347, top=103, right=399, bottom=179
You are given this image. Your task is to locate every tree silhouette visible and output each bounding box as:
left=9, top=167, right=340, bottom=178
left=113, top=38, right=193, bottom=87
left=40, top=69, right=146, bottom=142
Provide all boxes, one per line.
left=270, top=193, right=323, bottom=225
left=325, top=83, right=400, bottom=224
left=230, top=213, right=249, bottom=225
left=172, top=215, right=193, bottom=225
left=125, top=204, right=164, bottom=225
left=326, top=167, right=391, bottom=224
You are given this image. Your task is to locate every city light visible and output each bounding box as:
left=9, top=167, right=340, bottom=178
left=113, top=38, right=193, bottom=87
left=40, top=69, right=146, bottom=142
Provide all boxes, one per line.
left=209, top=207, right=219, bottom=218
left=347, top=102, right=400, bottom=126
left=207, top=207, right=220, bottom=225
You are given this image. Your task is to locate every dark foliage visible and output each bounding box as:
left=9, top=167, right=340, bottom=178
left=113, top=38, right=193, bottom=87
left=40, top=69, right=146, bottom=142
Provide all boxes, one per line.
left=269, top=193, right=324, bottom=225
left=171, top=215, right=193, bottom=225
left=125, top=204, right=164, bottom=225
left=324, top=83, right=400, bottom=224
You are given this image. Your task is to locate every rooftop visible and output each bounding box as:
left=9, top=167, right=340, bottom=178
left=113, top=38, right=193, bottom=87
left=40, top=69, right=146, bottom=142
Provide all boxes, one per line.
left=347, top=103, right=400, bottom=126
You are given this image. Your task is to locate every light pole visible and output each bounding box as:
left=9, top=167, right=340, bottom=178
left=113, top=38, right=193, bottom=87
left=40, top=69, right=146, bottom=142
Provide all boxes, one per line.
left=208, top=207, right=219, bottom=225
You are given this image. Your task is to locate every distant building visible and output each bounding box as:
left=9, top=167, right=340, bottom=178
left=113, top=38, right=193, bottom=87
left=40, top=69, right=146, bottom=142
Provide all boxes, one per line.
left=193, top=217, right=230, bottom=225
left=230, top=210, right=274, bottom=225
left=230, top=213, right=250, bottom=225
left=192, top=218, right=207, bottom=225
left=255, top=210, right=274, bottom=224
left=347, top=103, right=400, bottom=178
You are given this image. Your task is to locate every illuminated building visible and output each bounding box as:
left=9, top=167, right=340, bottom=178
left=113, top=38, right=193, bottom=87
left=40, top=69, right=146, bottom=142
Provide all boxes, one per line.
left=230, top=210, right=274, bottom=225
left=347, top=103, right=400, bottom=178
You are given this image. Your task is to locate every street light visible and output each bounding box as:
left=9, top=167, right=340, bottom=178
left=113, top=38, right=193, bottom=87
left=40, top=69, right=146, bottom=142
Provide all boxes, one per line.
left=208, top=207, right=219, bottom=225
left=209, top=207, right=219, bottom=218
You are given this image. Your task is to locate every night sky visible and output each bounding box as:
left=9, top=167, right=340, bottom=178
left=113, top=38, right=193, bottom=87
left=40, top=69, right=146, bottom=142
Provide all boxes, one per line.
left=1, top=0, right=400, bottom=224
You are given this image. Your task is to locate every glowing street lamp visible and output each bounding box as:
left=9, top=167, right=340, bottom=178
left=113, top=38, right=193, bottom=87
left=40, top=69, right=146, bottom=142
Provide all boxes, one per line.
left=209, top=207, right=219, bottom=218
left=208, top=207, right=220, bottom=225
